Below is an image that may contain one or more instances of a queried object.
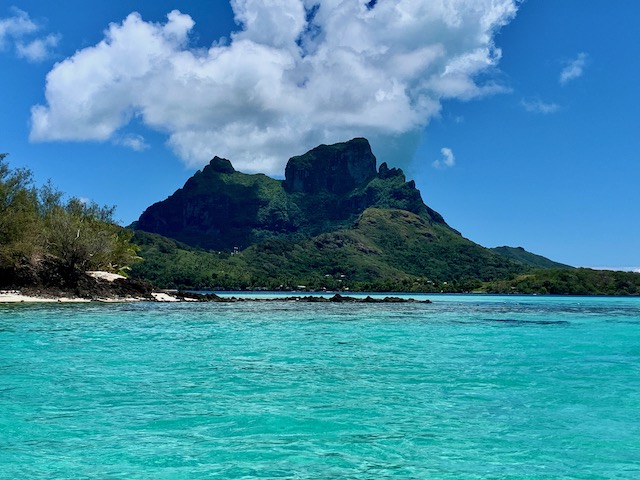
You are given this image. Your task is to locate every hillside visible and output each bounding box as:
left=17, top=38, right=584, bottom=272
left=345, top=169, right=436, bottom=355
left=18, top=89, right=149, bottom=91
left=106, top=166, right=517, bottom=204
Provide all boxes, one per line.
left=491, top=246, right=572, bottom=270
left=130, top=138, right=567, bottom=291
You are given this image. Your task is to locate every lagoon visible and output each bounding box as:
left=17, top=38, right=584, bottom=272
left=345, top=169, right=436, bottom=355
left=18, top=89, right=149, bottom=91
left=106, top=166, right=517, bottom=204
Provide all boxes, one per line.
left=1, top=294, right=639, bottom=478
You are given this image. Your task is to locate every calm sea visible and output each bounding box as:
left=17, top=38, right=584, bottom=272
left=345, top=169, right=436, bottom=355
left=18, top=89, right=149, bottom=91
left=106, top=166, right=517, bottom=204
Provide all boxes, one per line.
left=1, top=294, right=639, bottom=479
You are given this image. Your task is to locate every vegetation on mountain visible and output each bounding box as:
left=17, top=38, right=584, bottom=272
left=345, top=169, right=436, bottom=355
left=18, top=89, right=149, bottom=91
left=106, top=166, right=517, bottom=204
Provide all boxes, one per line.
left=0, top=154, right=140, bottom=291
left=491, top=246, right=572, bottom=269
left=132, top=229, right=640, bottom=295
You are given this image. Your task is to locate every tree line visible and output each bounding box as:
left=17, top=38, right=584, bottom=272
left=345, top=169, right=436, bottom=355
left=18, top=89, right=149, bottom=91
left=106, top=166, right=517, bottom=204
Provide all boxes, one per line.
left=0, top=153, right=139, bottom=284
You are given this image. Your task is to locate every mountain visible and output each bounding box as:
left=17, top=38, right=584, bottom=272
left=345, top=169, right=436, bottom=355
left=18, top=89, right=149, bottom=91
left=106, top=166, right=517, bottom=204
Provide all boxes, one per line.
left=131, top=138, right=564, bottom=291
left=491, top=246, right=573, bottom=269
left=135, top=138, right=449, bottom=251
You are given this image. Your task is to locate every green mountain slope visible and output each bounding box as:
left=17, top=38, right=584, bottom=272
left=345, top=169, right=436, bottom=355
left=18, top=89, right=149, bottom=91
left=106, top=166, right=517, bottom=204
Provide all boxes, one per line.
left=134, top=157, right=294, bottom=250
left=240, top=208, right=526, bottom=288
left=491, top=246, right=572, bottom=269
left=131, top=208, right=527, bottom=292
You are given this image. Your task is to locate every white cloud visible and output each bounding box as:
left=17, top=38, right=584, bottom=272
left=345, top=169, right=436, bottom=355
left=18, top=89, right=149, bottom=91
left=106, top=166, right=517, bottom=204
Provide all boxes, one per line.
left=521, top=98, right=560, bottom=114
left=432, top=147, right=455, bottom=169
left=0, top=8, right=38, bottom=47
left=560, top=52, right=588, bottom=85
left=0, top=8, right=58, bottom=61
left=16, top=33, right=60, bottom=62
left=30, top=1, right=518, bottom=174
left=115, top=134, right=150, bottom=152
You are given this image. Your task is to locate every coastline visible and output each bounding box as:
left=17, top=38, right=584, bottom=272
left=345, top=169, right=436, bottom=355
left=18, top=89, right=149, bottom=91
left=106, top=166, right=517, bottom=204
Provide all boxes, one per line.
left=0, top=289, right=431, bottom=304
left=0, top=291, right=92, bottom=303
left=0, top=289, right=185, bottom=303
left=0, top=270, right=174, bottom=303
left=0, top=271, right=430, bottom=304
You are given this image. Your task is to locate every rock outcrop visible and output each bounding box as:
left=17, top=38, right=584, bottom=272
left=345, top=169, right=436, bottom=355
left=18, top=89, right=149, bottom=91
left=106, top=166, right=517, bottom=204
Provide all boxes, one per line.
left=283, top=138, right=377, bottom=195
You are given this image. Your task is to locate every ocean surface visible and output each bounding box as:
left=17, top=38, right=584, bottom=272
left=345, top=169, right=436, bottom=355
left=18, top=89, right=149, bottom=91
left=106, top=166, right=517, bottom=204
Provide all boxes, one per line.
left=1, top=294, right=639, bottom=479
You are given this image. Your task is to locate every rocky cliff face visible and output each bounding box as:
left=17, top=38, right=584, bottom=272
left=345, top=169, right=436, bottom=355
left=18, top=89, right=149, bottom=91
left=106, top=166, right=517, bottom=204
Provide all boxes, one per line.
left=134, top=138, right=449, bottom=251
left=283, top=138, right=377, bottom=195
left=135, top=155, right=288, bottom=249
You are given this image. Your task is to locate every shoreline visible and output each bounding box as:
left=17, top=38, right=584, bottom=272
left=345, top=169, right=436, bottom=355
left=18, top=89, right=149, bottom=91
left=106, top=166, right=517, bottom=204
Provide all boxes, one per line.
left=0, top=290, right=431, bottom=304
left=0, top=289, right=191, bottom=304
left=0, top=291, right=92, bottom=303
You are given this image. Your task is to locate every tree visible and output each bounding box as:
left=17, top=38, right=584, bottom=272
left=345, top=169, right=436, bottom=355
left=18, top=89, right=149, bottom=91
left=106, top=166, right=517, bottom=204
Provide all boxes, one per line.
left=0, top=154, right=140, bottom=277
left=0, top=154, right=41, bottom=267
left=43, top=197, right=140, bottom=273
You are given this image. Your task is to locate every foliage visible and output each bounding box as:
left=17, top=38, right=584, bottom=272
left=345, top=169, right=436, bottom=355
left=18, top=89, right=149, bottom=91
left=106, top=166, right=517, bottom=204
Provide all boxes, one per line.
left=43, top=197, right=139, bottom=273
left=491, top=246, right=572, bottom=269
left=130, top=208, right=530, bottom=291
left=0, top=155, right=140, bottom=284
left=132, top=228, right=640, bottom=296
left=484, top=268, right=640, bottom=296
left=130, top=231, right=250, bottom=290
left=0, top=157, right=41, bottom=265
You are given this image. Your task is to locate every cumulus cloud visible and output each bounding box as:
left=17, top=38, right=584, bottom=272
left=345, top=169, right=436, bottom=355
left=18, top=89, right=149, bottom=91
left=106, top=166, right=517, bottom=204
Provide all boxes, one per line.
left=432, top=147, right=455, bottom=169
left=560, top=52, right=588, bottom=85
left=0, top=8, right=58, bottom=61
left=521, top=98, right=560, bottom=114
left=30, top=1, right=518, bottom=174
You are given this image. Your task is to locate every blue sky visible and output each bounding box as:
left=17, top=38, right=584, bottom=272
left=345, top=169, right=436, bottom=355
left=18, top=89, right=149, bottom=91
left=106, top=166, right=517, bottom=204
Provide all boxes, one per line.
left=1, top=1, right=638, bottom=270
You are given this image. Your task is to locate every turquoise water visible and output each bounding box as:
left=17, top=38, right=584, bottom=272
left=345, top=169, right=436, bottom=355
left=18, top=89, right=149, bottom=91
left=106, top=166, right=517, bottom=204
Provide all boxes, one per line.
left=1, top=294, right=639, bottom=479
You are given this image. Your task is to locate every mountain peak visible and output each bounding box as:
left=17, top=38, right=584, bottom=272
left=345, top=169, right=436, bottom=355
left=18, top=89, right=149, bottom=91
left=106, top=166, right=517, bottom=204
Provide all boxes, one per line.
left=283, top=138, right=377, bottom=194
left=135, top=138, right=450, bottom=250
left=378, top=162, right=405, bottom=180
left=205, top=156, right=235, bottom=174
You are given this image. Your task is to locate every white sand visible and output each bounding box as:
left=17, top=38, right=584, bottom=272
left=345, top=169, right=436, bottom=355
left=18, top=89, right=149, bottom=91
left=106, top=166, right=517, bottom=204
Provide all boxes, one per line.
left=151, top=292, right=180, bottom=302
left=0, top=291, right=91, bottom=303
left=0, top=291, right=185, bottom=303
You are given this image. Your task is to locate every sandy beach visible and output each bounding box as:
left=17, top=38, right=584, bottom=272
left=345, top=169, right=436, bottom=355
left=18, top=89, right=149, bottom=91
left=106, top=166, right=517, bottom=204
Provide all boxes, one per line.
left=0, top=291, right=92, bottom=303
left=0, top=271, right=181, bottom=303
left=0, top=290, right=188, bottom=303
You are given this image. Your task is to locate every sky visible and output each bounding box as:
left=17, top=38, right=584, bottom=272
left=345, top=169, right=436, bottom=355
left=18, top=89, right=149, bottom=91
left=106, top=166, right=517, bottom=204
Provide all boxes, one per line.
left=1, top=0, right=638, bottom=271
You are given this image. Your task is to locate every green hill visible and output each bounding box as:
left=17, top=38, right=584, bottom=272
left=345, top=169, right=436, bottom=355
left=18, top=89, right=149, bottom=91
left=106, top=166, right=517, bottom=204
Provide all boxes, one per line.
left=484, top=268, right=640, bottom=295
left=491, top=246, right=573, bottom=269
